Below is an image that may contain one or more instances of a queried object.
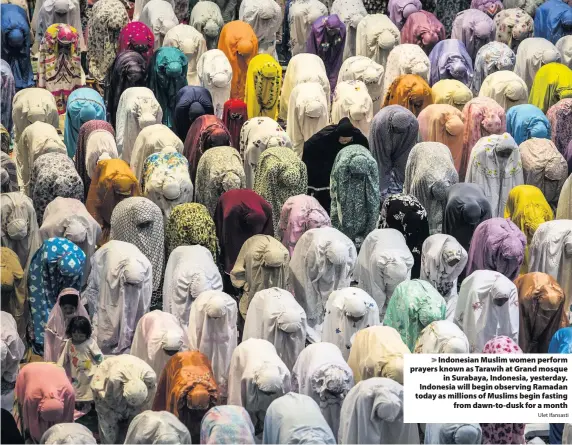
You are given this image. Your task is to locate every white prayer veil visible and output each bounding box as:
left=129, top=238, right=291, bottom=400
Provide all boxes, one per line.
left=286, top=82, right=329, bottom=156
left=188, top=290, right=238, bottom=399
left=197, top=49, right=232, bottom=118
left=40, top=423, right=97, bottom=444
left=556, top=35, right=572, bottom=68
left=243, top=287, right=307, bottom=371
left=130, top=310, right=189, bottom=379
left=262, top=392, right=337, bottom=444
left=227, top=338, right=291, bottom=434
left=291, top=342, right=354, bottom=439
left=322, top=287, right=380, bottom=360
left=12, top=88, right=59, bottom=147
left=289, top=227, right=356, bottom=332
left=514, top=37, right=561, bottom=89
left=528, top=219, right=572, bottom=320
left=230, top=234, right=290, bottom=318
left=239, top=0, right=283, bottom=55
left=0, top=311, right=25, bottom=407
left=82, top=240, right=152, bottom=355
left=454, top=270, right=520, bottom=352
left=465, top=133, right=524, bottom=217
left=162, top=245, right=223, bottom=327
left=123, top=410, right=191, bottom=444
left=139, top=0, right=179, bottom=49
left=420, top=234, right=468, bottom=318
left=338, top=56, right=384, bottom=113
left=0, top=192, right=41, bottom=276
left=164, top=24, right=208, bottom=85
left=478, top=71, right=529, bottom=111
left=356, top=14, right=400, bottom=69
left=338, top=377, right=420, bottom=444
left=189, top=1, right=224, bottom=50
left=115, top=87, right=163, bottom=163
left=347, top=326, right=410, bottom=385
left=331, top=80, right=374, bottom=137
left=288, top=0, right=328, bottom=56
left=90, top=355, right=157, bottom=444
left=354, top=228, right=414, bottom=320
left=16, top=121, right=66, bottom=195
left=279, top=53, right=331, bottom=121
left=330, top=0, right=367, bottom=59
left=383, top=43, right=431, bottom=97
left=85, top=131, right=119, bottom=180
left=239, top=117, right=291, bottom=188
left=414, top=320, right=470, bottom=353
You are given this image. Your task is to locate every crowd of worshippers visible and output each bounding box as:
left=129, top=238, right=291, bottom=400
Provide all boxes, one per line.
left=2, top=0, right=572, bottom=442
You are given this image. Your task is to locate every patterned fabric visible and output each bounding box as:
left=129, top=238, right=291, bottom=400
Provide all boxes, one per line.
left=547, top=98, right=572, bottom=155
left=379, top=193, right=429, bottom=278
left=147, top=47, right=188, bottom=128
left=330, top=144, right=379, bottom=248
left=362, top=0, right=388, bottom=14
left=1, top=152, right=19, bottom=192
left=117, top=22, right=155, bottom=65
left=493, top=9, right=533, bottom=52
left=165, top=203, right=218, bottom=257
left=471, top=41, right=516, bottom=95
left=244, top=54, right=282, bottom=119
left=0, top=5, right=34, bottom=90
left=195, top=146, right=245, bottom=216
left=31, top=153, right=84, bottom=225
left=436, top=0, right=473, bottom=38
left=110, top=197, right=164, bottom=291
left=465, top=132, right=524, bottom=217
left=142, top=151, right=193, bottom=220
left=27, top=237, right=85, bottom=348
left=0, top=125, right=10, bottom=154
left=37, top=24, right=84, bottom=114
left=403, top=142, right=459, bottom=234
left=470, top=0, right=503, bottom=16
left=383, top=43, right=431, bottom=96
left=480, top=336, right=525, bottom=444
left=239, top=0, right=282, bottom=55
left=75, top=120, right=115, bottom=199
left=200, top=406, right=255, bottom=444
left=460, top=97, right=507, bottom=181
left=0, top=62, right=15, bottom=133
left=306, top=15, right=347, bottom=93
left=254, top=146, right=308, bottom=235
left=384, top=279, right=446, bottom=349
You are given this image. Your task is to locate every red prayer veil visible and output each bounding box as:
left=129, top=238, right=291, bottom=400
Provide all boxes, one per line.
left=222, top=99, right=247, bottom=148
